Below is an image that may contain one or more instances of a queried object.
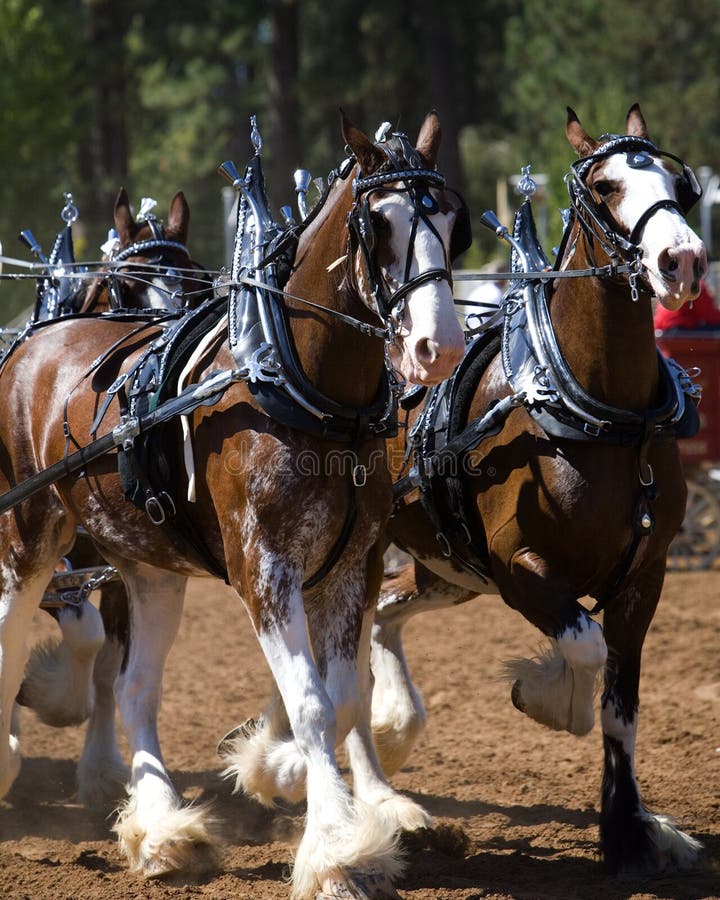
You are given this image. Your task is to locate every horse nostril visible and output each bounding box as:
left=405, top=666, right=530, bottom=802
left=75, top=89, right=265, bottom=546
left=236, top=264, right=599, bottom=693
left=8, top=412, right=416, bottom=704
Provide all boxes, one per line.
left=658, top=249, right=674, bottom=278
left=414, top=338, right=439, bottom=367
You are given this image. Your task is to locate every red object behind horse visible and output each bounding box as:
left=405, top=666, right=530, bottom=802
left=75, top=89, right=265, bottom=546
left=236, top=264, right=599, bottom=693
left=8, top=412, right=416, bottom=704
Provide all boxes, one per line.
left=654, top=280, right=720, bottom=331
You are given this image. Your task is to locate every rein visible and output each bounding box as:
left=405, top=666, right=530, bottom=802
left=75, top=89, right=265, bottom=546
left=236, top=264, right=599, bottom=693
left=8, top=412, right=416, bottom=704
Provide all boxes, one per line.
left=453, top=261, right=641, bottom=285
left=232, top=273, right=387, bottom=339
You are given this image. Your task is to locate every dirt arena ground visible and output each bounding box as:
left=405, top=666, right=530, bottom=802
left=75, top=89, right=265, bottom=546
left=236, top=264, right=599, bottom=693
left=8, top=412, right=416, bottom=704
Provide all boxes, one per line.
left=1, top=570, right=718, bottom=899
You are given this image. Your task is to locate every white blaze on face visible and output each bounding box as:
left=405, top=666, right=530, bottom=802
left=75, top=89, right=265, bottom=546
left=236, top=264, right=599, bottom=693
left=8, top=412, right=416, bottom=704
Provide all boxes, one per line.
left=365, top=191, right=464, bottom=385
left=146, top=271, right=184, bottom=309
left=600, top=154, right=706, bottom=309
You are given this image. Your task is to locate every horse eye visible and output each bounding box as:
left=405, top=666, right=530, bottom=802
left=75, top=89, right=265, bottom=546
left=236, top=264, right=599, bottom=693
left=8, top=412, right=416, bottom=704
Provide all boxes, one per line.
left=593, top=179, right=614, bottom=199
left=371, top=211, right=390, bottom=232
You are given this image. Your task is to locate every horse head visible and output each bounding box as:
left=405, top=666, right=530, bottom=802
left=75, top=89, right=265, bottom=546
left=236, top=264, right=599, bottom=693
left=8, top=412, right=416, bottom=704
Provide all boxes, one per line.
left=81, top=189, right=210, bottom=313
left=566, top=104, right=707, bottom=311
left=341, top=112, right=466, bottom=385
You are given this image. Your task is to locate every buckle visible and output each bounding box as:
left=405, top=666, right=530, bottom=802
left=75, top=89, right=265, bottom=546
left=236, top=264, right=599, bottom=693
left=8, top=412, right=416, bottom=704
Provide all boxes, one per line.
left=144, top=492, right=176, bottom=526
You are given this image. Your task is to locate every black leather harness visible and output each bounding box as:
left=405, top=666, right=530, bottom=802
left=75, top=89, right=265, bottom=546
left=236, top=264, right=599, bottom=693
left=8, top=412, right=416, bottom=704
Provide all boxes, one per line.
left=0, top=128, right=468, bottom=592
left=395, top=168, right=702, bottom=602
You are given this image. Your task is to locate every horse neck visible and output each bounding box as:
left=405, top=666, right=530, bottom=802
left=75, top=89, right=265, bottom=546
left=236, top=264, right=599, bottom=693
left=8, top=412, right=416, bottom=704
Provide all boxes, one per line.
left=550, top=225, right=660, bottom=410
left=284, top=182, right=385, bottom=407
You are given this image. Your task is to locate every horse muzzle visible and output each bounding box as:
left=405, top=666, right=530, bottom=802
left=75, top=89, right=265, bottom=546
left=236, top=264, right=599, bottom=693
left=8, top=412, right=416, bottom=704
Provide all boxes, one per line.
left=653, top=240, right=708, bottom=309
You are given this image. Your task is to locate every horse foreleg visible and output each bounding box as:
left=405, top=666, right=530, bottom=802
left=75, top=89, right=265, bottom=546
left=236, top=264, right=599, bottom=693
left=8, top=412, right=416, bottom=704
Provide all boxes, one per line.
left=19, top=599, right=105, bottom=727
left=240, top=561, right=400, bottom=900
left=345, top=605, right=432, bottom=836
left=109, top=563, right=220, bottom=877
left=221, top=677, right=307, bottom=806
left=77, top=582, right=129, bottom=808
left=368, top=617, right=426, bottom=777
left=497, top=551, right=607, bottom=735
left=371, top=560, right=474, bottom=773
left=0, top=565, right=60, bottom=798
left=600, top=568, right=701, bottom=875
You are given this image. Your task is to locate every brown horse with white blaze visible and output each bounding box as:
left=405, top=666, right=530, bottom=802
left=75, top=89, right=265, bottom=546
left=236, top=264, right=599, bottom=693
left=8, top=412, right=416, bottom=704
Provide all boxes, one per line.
left=0, top=113, right=464, bottom=899
left=80, top=187, right=211, bottom=312
left=368, top=105, right=708, bottom=876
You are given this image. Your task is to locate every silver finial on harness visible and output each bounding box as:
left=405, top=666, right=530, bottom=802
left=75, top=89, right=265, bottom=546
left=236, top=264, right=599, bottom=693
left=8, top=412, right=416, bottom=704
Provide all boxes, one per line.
left=250, top=115, right=262, bottom=155
left=517, top=165, right=538, bottom=199
left=136, top=197, right=158, bottom=223
left=375, top=121, right=392, bottom=142
left=294, top=169, right=312, bottom=221
left=217, top=160, right=244, bottom=188
left=61, top=192, right=78, bottom=224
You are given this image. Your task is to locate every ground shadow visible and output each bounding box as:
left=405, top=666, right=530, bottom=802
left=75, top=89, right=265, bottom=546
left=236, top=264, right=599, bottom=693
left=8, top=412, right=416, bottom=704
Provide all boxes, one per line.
left=399, top=826, right=720, bottom=900
left=0, top=757, right=288, bottom=847
left=402, top=787, right=599, bottom=829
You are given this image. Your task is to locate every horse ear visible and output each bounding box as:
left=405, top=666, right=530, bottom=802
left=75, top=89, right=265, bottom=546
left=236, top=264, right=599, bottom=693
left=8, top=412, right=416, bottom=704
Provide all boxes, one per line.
left=415, top=111, right=442, bottom=167
left=566, top=107, right=598, bottom=157
left=340, top=109, right=387, bottom=176
left=626, top=103, right=649, bottom=140
left=114, top=188, right=134, bottom=245
left=167, top=191, right=190, bottom=243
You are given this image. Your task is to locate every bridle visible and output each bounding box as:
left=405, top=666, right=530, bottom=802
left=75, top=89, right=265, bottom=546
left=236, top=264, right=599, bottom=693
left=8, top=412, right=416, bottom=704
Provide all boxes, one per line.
left=564, top=135, right=702, bottom=284
left=347, top=132, right=470, bottom=331
left=100, top=215, right=203, bottom=310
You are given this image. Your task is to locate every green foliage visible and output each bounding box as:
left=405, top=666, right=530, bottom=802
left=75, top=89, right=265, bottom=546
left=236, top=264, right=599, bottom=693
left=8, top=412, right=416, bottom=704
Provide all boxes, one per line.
left=1, top=0, right=720, bottom=321
left=505, top=0, right=720, bottom=251
left=0, top=0, right=85, bottom=318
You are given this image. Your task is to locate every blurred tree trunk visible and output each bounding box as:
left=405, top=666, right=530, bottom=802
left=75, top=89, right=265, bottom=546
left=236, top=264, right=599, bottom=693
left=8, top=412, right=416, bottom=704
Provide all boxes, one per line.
left=419, top=0, right=464, bottom=194
left=76, top=0, right=130, bottom=230
left=266, top=0, right=300, bottom=214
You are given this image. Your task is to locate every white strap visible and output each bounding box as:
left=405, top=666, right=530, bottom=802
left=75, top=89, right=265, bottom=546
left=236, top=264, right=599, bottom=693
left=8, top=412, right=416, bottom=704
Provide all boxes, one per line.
left=177, top=313, right=229, bottom=501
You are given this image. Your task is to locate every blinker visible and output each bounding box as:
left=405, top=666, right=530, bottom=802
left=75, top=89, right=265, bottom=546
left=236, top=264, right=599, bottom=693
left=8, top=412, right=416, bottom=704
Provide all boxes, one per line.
left=627, top=151, right=653, bottom=169
left=419, top=188, right=438, bottom=214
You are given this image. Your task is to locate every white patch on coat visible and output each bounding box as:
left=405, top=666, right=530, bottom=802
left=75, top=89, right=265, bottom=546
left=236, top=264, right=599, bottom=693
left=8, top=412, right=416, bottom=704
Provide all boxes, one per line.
left=0, top=564, right=59, bottom=797
left=355, top=189, right=464, bottom=385
left=505, top=615, right=606, bottom=736
left=601, top=698, right=637, bottom=758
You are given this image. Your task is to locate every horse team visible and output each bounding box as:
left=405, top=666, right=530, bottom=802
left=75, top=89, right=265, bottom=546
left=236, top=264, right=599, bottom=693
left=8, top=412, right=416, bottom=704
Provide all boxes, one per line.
left=0, top=106, right=709, bottom=899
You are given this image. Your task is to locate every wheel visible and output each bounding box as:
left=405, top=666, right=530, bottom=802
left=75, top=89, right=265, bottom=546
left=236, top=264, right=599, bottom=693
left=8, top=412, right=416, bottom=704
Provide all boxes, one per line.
left=667, top=476, right=720, bottom=571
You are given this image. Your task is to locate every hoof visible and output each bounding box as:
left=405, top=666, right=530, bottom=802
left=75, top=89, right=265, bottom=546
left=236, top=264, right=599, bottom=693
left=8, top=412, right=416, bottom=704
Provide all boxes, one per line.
left=217, top=716, right=264, bottom=758
left=399, top=822, right=470, bottom=858
left=316, top=868, right=401, bottom=899
left=114, top=799, right=222, bottom=878
left=142, top=840, right=219, bottom=879
left=511, top=679, right=525, bottom=712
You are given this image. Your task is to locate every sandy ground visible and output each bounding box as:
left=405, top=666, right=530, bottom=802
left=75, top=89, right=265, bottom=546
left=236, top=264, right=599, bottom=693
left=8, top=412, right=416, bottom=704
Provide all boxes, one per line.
left=1, top=570, right=718, bottom=900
